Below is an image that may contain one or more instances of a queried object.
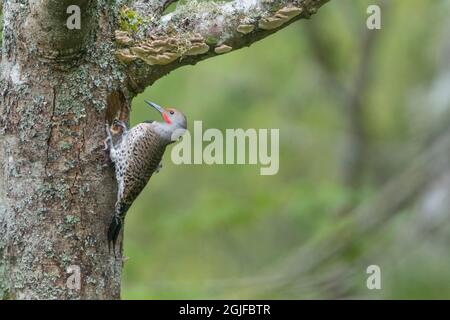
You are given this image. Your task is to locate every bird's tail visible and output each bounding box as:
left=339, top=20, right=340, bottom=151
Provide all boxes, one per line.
left=108, top=203, right=130, bottom=255
left=108, top=215, right=122, bottom=255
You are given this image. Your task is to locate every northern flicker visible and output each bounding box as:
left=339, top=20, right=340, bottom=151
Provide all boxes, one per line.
left=104, top=100, right=187, bottom=253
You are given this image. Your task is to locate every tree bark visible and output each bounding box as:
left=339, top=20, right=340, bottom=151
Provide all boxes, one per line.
left=0, top=0, right=329, bottom=299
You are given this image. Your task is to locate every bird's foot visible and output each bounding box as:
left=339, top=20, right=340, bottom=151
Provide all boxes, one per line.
left=103, top=136, right=111, bottom=151
left=104, top=122, right=113, bottom=151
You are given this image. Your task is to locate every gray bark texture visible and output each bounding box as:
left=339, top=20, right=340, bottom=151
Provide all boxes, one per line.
left=0, top=0, right=329, bottom=299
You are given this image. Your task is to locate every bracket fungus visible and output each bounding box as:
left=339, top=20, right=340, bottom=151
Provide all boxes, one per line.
left=214, top=44, right=232, bottom=54
left=116, top=49, right=138, bottom=63
left=237, top=24, right=255, bottom=34
left=258, top=6, right=303, bottom=30
left=115, top=31, right=135, bottom=46
left=184, top=34, right=209, bottom=56
left=129, top=36, right=181, bottom=65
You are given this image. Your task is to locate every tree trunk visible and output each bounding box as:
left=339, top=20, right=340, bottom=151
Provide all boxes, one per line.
left=0, top=0, right=130, bottom=299
left=0, top=0, right=329, bottom=299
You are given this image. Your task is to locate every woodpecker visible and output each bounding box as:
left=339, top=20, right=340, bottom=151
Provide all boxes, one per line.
left=104, top=100, right=187, bottom=253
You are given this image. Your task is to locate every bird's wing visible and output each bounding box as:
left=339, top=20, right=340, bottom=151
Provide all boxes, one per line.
left=119, top=124, right=166, bottom=211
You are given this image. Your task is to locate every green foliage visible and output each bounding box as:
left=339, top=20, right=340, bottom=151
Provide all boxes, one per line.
left=119, top=7, right=144, bottom=33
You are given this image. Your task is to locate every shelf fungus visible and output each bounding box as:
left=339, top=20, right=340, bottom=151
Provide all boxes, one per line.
left=115, top=30, right=134, bottom=46
left=214, top=44, right=232, bottom=54
left=116, top=49, right=137, bottom=63
left=237, top=24, right=255, bottom=35
left=185, top=35, right=210, bottom=56
left=258, top=6, right=303, bottom=30
left=129, top=36, right=181, bottom=65
left=115, top=33, right=212, bottom=65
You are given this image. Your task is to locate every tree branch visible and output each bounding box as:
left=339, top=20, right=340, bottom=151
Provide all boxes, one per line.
left=117, top=0, right=330, bottom=92
left=131, top=0, right=179, bottom=17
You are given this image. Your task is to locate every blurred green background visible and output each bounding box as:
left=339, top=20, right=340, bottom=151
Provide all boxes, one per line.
left=123, top=0, right=450, bottom=299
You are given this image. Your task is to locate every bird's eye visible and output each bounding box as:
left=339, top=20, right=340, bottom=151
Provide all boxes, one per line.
left=169, top=110, right=175, bottom=115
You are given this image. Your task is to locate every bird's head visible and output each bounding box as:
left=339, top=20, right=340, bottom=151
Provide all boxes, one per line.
left=145, top=100, right=187, bottom=142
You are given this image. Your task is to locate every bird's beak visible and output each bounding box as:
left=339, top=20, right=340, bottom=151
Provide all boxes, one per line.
left=145, top=100, right=172, bottom=124
left=145, top=100, right=164, bottom=113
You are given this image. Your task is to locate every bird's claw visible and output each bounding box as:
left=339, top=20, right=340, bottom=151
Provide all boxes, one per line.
left=103, top=137, right=111, bottom=151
